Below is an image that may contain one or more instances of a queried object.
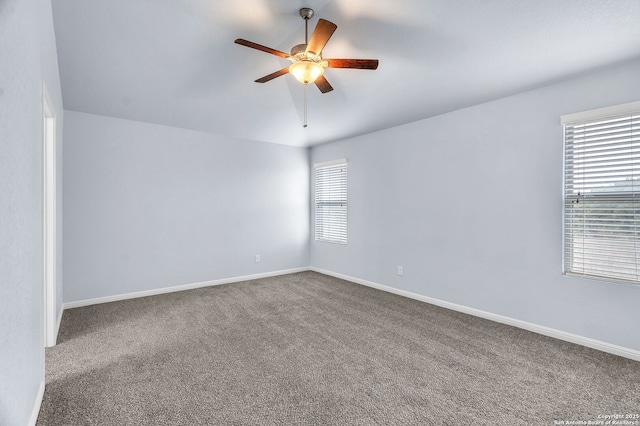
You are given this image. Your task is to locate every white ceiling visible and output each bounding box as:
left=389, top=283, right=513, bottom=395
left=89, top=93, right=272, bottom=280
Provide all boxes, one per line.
left=52, top=0, right=640, bottom=147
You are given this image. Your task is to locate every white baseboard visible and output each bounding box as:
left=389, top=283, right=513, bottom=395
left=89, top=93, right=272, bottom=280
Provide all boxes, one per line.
left=29, top=380, right=45, bottom=426
left=310, top=267, right=640, bottom=362
left=63, top=267, right=310, bottom=309
left=59, top=266, right=640, bottom=361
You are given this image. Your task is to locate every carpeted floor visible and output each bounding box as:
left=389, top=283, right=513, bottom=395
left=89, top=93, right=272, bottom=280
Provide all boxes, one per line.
left=38, top=271, right=640, bottom=425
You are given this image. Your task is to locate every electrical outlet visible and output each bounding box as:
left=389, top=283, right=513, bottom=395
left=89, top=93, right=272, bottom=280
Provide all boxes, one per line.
left=255, top=255, right=261, bottom=263
left=397, top=266, right=404, bottom=276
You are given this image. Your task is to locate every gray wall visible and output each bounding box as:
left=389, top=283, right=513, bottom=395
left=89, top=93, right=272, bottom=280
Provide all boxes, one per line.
left=311, top=58, right=640, bottom=352
left=0, top=0, right=64, bottom=424
left=63, top=111, right=309, bottom=303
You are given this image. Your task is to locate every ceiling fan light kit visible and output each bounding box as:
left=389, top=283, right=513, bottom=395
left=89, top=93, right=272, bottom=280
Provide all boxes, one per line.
left=234, top=7, right=379, bottom=126
left=289, top=61, right=324, bottom=84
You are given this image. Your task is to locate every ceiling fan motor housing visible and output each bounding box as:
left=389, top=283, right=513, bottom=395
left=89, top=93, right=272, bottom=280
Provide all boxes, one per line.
left=290, top=44, right=321, bottom=62
left=291, top=44, right=307, bottom=57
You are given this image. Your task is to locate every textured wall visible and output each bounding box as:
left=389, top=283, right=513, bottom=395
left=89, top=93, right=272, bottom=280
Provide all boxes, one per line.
left=0, top=0, right=64, bottom=424
left=311, top=58, right=640, bottom=352
left=63, top=111, right=309, bottom=303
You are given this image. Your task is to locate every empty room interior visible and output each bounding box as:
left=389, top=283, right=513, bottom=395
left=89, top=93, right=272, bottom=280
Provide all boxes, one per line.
left=2, top=0, right=640, bottom=425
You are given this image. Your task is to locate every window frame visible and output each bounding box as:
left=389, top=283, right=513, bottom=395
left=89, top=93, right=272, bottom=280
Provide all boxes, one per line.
left=561, top=101, right=640, bottom=284
left=314, top=159, right=348, bottom=244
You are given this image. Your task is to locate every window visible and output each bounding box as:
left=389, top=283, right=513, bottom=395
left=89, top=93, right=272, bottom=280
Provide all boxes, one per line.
left=315, top=159, right=347, bottom=244
left=562, top=101, right=640, bottom=283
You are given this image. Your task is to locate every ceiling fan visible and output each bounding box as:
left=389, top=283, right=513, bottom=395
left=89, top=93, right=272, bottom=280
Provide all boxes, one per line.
left=234, top=7, right=379, bottom=95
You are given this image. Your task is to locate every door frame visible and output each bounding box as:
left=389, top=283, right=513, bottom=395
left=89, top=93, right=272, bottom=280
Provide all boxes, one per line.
left=42, top=81, right=57, bottom=348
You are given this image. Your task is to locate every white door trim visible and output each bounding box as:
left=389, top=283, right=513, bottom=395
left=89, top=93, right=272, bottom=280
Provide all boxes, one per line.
left=42, top=81, right=57, bottom=348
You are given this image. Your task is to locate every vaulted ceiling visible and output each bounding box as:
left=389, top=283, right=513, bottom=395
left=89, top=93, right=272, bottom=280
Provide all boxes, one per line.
left=52, top=0, right=640, bottom=147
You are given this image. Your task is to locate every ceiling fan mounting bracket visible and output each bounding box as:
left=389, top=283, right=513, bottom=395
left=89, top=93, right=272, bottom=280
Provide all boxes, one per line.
left=299, top=8, right=314, bottom=20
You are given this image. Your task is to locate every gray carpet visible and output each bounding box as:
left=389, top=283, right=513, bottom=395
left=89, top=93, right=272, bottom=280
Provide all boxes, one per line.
left=38, top=271, right=640, bottom=425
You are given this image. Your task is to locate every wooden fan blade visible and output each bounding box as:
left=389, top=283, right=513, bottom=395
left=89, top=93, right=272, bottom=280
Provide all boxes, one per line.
left=255, top=68, right=289, bottom=83
left=325, top=59, right=379, bottom=70
left=306, top=19, right=337, bottom=55
left=314, top=75, right=333, bottom=93
left=234, top=39, right=290, bottom=59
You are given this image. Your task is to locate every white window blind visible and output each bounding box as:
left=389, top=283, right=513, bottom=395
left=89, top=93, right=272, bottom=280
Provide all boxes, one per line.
left=315, top=159, right=347, bottom=244
left=563, top=102, right=640, bottom=283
